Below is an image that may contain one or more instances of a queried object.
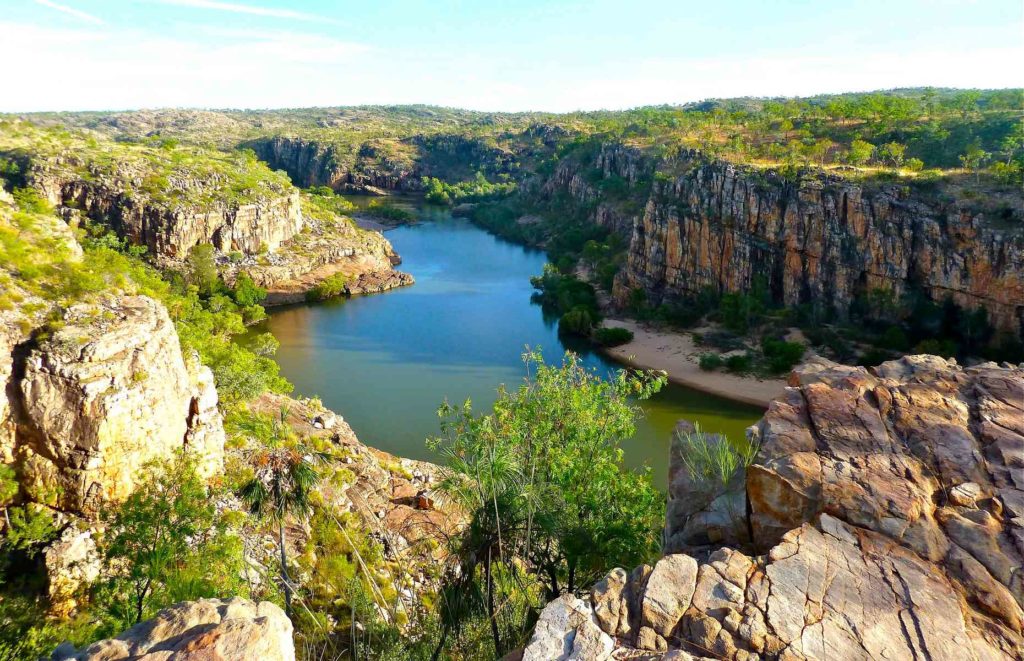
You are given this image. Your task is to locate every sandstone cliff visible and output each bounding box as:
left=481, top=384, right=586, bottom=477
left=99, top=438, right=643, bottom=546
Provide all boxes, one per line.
left=249, top=133, right=519, bottom=195
left=52, top=597, right=294, bottom=661
left=523, top=355, right=1024, bottom=660
left=535, top=143, right=1024, bottom=336
left=3, top=295, right=225, bottom=515
left=30, top=165, right=303, bottom=260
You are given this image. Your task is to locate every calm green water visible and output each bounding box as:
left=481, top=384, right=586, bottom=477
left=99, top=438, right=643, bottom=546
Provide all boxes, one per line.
left=255, top=201, right=762, bottom=488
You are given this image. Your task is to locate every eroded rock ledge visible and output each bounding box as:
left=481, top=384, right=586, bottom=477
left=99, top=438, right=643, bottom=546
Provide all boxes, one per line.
left=524, top=355, right=1024, bottom=660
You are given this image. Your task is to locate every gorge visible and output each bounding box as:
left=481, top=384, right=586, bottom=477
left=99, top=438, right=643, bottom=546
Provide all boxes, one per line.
left=0, top=88, right=1021, bottom=661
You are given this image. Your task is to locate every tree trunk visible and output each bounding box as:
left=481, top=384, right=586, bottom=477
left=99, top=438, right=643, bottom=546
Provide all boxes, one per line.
left=430, top=621, right=450, bottom=661
left=486, top=547, right=501, bottom=656
left=279, top=518, right=293, bottom=618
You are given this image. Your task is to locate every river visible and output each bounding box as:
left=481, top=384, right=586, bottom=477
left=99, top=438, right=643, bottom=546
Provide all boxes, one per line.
left=254, top=200, right=762, bottom=488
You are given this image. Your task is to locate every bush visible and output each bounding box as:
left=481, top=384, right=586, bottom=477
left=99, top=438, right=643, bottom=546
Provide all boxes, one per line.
left=366, top=199, right=415, bottom=223
left=857, top=348, right=892, bottom=367
left=699, top=353, right=723, bottom=371
left=760, top=337, right=805, bottom=373
left=307, top=272, right=351, bottom=302
left=559, top=306, right=595, bottom=336
left=724, top=352, right=753, bottom=373
left=231, top=272, right=266, bottom=307
left=914, top=338, right=958, bottom=358
left=593, top=326, right=634, bottom=347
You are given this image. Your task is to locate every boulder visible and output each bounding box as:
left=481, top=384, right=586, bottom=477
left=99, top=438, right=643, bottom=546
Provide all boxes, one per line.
left=44, top=524, right=101, bottom=618
left=525, top=357, right=1024, bottom=659
left=13, top=296, right=225, bottom=513
left=522, top=593, right=613, bottom=661
left=53, top=597, right=294, bottom=661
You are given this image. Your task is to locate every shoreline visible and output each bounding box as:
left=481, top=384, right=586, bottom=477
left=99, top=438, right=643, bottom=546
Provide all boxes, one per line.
left=597, top=318, right=786, bottom=408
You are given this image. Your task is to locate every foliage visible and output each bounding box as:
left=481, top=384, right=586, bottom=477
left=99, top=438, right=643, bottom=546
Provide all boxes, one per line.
left=428, top=351, right=666, bottom=656
left=558, top=305, right=594, bottom=336
left=307, top=272, right=351, bottom=302
left=98, top=453, right=246, bottom=628
left=593, top=326, right=634, bottom=347
left=699, top=353, right=723, bottom=371
left=673, top=423, right=758, bottom=490
left=187, top=243, right=220, bottom=297
left=530, top=264, right=600, bottom=320
left=760, top=337, right=805, bottom=373
left=365, top=199, right=415, bottom=223
left=724, top=352, right=753, bottom=374
left=232, top=271, right=267, bottom=307
left=238, top=408, right=324, bottom=618
left=3, top=503, right=58, bottom=556
left=422, top=172, right=516, bottom=205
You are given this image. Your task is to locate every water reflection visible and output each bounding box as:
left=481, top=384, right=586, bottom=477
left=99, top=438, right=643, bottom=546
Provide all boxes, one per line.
left=255, top=204, right=762, bottom=488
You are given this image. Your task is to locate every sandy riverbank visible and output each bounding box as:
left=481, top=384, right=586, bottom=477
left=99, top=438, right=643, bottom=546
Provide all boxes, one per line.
left=599, top=318, right=787, bottom=408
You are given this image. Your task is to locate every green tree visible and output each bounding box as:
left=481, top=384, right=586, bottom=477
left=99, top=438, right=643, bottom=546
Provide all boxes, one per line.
left=959, top=144, right=989, bottom=181
left=429, top=352, right=666, bottom=656
left=99, top=454, right=244, bottom=627
left=877, top=142, right=907, bottom=168
left=231, top=271, right=267, bottom=307
left=187, top=243, right=220, bottom=297
left=847, top=139, right=875, bottom=167
left=239, top=411, right=323, bottom=619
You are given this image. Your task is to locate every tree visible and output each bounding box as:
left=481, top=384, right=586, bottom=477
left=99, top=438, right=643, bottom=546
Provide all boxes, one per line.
left=847, top=139, right=875, bottom=167
left=232, top=271, right=267, bottom=307
left=959, top=144, right=989, bottom=181
left=877, top=142, right=907, bottom=168
left=100, top=454, right=244, bottom=627
left=429, top=352, right=666, bottom=657
left=238, top=409, right=323, bottom=619
left=187, top=243, right=220, bottom=297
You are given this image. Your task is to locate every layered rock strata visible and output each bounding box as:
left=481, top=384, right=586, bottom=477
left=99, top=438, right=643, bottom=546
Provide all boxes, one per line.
left=523, top=356, right=1024, bottom=660
left=28, top=166, right=303, bottom=259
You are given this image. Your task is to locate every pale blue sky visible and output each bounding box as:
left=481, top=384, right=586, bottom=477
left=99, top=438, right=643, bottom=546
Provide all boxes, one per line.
left=1, top=0, right=1021, bottom=112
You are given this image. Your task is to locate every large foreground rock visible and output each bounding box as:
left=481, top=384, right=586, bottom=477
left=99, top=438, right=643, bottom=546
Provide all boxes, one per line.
left=53, top=598, right=294, bottom=661
left=526, top=356, right=1024, bottom=659
left=9, top=296, right=225, bottom=513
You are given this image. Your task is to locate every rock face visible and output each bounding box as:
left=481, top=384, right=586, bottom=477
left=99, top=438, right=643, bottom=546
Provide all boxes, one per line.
left=53, top=597, right=294, bottom=661
left=30, top=168, right=303, bottom=259
left=4, top=296, right=225, bottom=514
left=250, top=133, right=518, bottom=194
left=526, top=356, right=1024, bottom=659
left=536, top=143, right=1024, bottom=335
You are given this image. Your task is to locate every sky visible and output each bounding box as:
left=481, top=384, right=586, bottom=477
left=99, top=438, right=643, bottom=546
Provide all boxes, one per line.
left=0, top=0, right=1021, bottom=113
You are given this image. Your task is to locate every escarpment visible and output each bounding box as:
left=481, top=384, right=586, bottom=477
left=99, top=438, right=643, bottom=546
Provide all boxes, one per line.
left=28, top=160, right=303, bottom=259
left=537, top=144, right=1024, bottom=336
left=249, top=133, right=519, bottom=194
left=524, top=356, right=1024, bottom=660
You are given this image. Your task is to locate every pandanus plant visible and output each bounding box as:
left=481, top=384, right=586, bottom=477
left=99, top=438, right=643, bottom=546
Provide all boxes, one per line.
left=238, top=407, right=323, bottom=619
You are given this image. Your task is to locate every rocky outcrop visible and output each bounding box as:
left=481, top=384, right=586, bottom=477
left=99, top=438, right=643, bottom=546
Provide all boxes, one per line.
left=31, top=170, right=303, bottom=259
left=526, top=356, right=1024, bottom=659
left=534, top=143, right=1024, bottom=335
left=613, top=149, right=1024, bottom=334
left=250, top=136, right=423, bottom=193
left=4, top=296, right=225, bottom=514
left=250, top=133, right=519, bottom=195
left=53, top=597, right=294, bottom=661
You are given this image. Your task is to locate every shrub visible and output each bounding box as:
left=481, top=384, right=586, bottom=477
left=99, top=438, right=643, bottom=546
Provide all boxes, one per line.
left=12, top=187, right=51, bottom=214
left=724, top=352, right=753, bottom=373
left=914, top=338, right=958, bottom=358
left=593, top=326, right=634, bottom=347
left=231, top=272, right=266, bottom=307
left=760, top=338, right=805, bottom=373
left=699, top=353, right=723, bottom=371
left=366, top=199, right=415, bottom=223
left=559, top=306, right=594, bottom=336
left=307, top=272, right=351, bottom=302
left=857, top=348, right=892, bottom=367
